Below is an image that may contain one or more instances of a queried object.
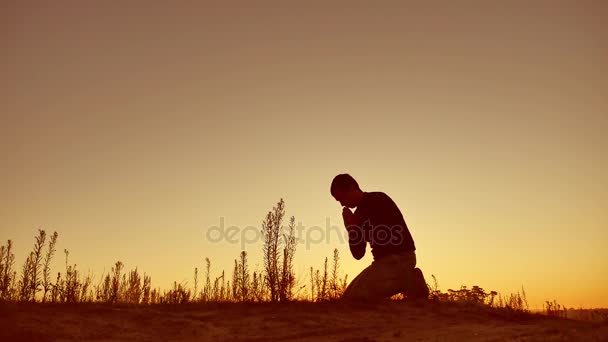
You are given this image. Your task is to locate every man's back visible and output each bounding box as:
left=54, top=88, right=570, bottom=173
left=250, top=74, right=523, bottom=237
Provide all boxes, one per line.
left=354, top=191, right=416, bottom=260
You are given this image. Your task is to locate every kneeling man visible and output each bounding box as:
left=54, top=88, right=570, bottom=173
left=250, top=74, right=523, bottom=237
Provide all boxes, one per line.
left=331, top=174, right=429, bottom=301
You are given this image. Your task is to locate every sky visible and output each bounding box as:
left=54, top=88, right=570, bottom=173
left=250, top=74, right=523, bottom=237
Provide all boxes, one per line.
left=2, top=1, right=607, bottom=308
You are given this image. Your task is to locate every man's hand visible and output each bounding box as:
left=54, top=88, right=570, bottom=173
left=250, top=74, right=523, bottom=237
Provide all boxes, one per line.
left=342, top=207, right=355, bottom=226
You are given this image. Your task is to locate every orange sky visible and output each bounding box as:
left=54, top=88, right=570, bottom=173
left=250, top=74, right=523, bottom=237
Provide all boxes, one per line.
left=2, top=1, right=607, bottom=308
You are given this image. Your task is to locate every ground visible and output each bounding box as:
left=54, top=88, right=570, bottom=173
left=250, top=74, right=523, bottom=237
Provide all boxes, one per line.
left=2, top=301, right=607, bottom=341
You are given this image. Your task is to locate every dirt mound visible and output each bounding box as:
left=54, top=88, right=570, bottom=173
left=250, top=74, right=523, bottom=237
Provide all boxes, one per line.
left=2, top=301, right=607, bottom=341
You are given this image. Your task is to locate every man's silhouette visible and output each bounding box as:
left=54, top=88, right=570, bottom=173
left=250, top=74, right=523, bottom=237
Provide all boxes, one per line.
left=331, top=174, right=429, bottom=301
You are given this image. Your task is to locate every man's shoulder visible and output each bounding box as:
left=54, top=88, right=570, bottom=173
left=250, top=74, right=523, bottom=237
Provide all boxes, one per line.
left=362, top=191, right=395, bottom=206
left=359, top=191, right=405, bottom=225
left=364, top=191, right=392, bottom=201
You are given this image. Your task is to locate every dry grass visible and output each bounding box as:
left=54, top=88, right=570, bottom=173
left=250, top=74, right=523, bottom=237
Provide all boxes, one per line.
left=1, top=227, right=605, bottom=319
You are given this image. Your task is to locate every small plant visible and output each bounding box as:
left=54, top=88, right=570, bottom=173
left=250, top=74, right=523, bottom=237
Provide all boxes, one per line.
left=19, top=253, right=33, bottom=301
left=41, top=232, right=58, bottom=302
left=162, top=282, right=191, bottom=304
left=545, top=300, right=567, bottom=318
left=262, top=199, right=284, bottom=302
left=80, top=271, right=93, bottom=302
left=279, top=216, right=297, bottom=301
left=251, top=270, right=264, bottom=302
left=214, top=271, right=226, bottom=301
left=62, top=249, right=82, bottom=303
left=316, top=257, right=328, bottom=301
left=150, top=287, right=160, bottom=304
left=202, top=258, right=211, bottom=301
left=309, top=250, right=348, bottom=301
left=193, top=267, right=198, bottom=302
left=0, top=240, right=16, bottom=301
left=231, top=259, right=239, bottom=300
left=141, top=273, right=152, bottom=304
left=238, top=251, right=250, bottom=301
left=444, top=285, right=495, bottom=305
left=329, top=249, right=345, bottom=299
left=198, top=258, right=231, bottom=302
left=502, top=287, right=529, bottom=312
left=428, top=274, right=443, bottom=301
left=126, top=268, right=143, bottom=304
left=51, top=272, right=61, bottom=302
left=308, top=266, right=314, bottom=301
left=110, top=261, right=123, bottom=303
left=18, top=230, right=47, bottom=301
left=427, top=275, right=528, bottom=313
left=262, top=199, right=298, bottom=302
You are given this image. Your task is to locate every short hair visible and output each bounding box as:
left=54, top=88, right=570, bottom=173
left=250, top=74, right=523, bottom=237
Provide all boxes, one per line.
left=330, top=174, right=360, bottom=197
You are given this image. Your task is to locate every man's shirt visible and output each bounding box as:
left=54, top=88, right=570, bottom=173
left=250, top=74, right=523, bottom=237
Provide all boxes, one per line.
left=347, top=191, right=416, bottom=260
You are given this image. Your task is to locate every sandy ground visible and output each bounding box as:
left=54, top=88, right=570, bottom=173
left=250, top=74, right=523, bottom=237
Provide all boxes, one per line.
left=2, top=301, right=607, bottom=341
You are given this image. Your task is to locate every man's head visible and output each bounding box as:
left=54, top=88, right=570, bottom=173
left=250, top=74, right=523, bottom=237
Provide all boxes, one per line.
left=330, top=173, right=364, bottom=208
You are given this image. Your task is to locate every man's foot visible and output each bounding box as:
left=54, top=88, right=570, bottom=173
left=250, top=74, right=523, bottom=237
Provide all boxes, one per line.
left=409, top=268, right=430, bottom=300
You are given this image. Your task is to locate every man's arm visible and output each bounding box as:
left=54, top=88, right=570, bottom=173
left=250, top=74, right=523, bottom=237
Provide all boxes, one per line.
left=342, top=207, right=366, bottom=260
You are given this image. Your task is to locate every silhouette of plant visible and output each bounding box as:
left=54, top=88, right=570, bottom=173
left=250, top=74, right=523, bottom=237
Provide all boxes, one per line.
left=62, top=249, right=82, bottom=303
left=443, top=285, right=497, bottom=306
left=141, top=273, right=152, bottom=304
left=251, top=270, right=264, bottom=302
left=279, top=216, right=297, bottom=301
left=502, top=286, right=529, bottom=312
left=214, top=271, right=226, bottom=301
left=262, top=199, right=284, bottom=302
left=110, top=261, right=123, bottom=303
left=0, top=240, right=16, bottom=301
left=330, top=248, right=343, bottom=299
left=126, top=268, right=143, bottom=303
left=315, top=257, right=328, bottom=301
left=307, top=250, right=347, bottom=302
left=18, top=229, right=47, bottom=301
left=202, top=257, right=211, bottom=301
left=309, top=266, right=315, bottom=301
left=428, top=275, right=529, bottom=313
left=162, top=281, right=191, bottom=304
left=262, top=199, right=297, bottom=302
left=237, top=251, right=250, bottom=301
left=51, top=271, right=61, bottom=302
left=193, top=267, right=198, bottom=302
left=544, top=299, right=567, bottom=318
left=428, top=274, right=443, bottom=301
left=41, top=232, right=58, bottom=302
